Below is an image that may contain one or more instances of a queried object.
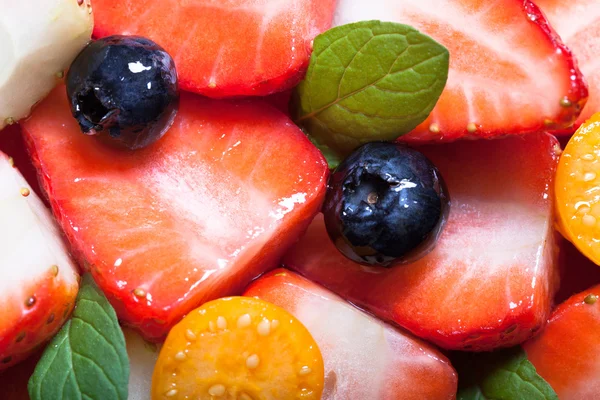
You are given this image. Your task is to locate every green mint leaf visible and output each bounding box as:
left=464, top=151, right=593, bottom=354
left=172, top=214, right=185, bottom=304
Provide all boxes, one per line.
left=307, top=134, right=343, bottom=170
left=28, top=274, right=129, bottom=400
left=453, top=347, right=558, bottom=400
left=292, top=20, right=449, bottom=155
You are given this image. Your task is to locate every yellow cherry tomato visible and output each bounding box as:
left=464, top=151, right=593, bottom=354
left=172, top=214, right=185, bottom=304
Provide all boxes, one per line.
left=556, top=112, right=600, bottom=265
left=151, top=296, right=324, bottom=400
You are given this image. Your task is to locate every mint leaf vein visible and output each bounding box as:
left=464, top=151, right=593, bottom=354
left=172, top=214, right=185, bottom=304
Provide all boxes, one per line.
left=292, top=20, right=449, bottom=157
left=28, top=274, right=129, bottom=400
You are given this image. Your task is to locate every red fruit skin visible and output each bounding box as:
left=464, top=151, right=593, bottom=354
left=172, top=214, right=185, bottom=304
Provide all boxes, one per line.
left=0, top=271, right=77, bottom=372
left=92, top=0, right=337, bottom=98
left=0, top=125, right=42, bottom=198
left=389, top=0, right=587, bottom=142
left=245, top=269, right=458, bottom=400
left=284, top=133, right=560, bottom=351
left=0, top=151, right=79, bottom=372
left=534, top=0, right=600, bottom=131
left=22, top=87, right=328, bottom=341
left=524, top=285, right=600, bottom=400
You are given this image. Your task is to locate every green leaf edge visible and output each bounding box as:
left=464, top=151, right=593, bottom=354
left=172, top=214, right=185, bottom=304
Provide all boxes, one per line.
left=28, top=274, right=130, bottom=400
left=455, top=347, right=558, bottom=400
left=293, top=19, right=450, bottom=155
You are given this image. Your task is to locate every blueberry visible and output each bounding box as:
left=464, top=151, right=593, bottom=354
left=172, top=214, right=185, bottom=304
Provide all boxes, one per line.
left=323, top=142, right=450, bottom=267
left=66, top=35, right=179, bottom=150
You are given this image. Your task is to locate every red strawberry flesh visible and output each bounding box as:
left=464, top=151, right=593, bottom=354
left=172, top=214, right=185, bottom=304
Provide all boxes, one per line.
left=334, top=0, right=588, bottom=142
left=92, top=0, right=337, bottom=98
left=245, top=269, right=458, bottom=400
left=21, top=87, right=328, bottom=341
left=534, top=0, right=600, bottom=129
left=284, top=133, right=560, bottom=351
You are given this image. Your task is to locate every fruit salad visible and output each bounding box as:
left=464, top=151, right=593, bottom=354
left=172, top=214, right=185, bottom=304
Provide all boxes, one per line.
left=1, top=0, right=600, bottom=399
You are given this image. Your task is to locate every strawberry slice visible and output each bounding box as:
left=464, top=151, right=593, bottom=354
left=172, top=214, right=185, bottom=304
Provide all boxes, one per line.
left=284, top=132, right=560, bottom=351
left=524, top=286, right=600, bottom=400
left=245, top=269, right=458, bottom=400
left=92, top=0, right=337, bottom=98
left=334, top=0, right=587, bottom=142
left=0, top=152, right=79, bottom=371
left=21, top=86, right=328, bottom=341
left=535, top=0, right=600, bottom=129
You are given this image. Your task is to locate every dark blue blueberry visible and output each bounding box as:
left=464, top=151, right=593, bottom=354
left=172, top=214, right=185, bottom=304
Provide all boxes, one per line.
left=66, top=35, right=179, bottom=149
left=323, top=142, right=450, bottom=267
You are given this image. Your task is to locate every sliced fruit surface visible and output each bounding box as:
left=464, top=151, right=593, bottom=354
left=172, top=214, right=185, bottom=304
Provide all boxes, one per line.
left=92, top=0, right=337, bottom=98
left=0, top=0, right=93, bottom=130
left=0, top=152, right=80, bottom=371
left=556, top=113, right=600, bottom=265
left=21, top=86, right=328, bottom=341
left=245, top=269, right=458, bottom=400
left=284, top=133, right=560, bottom=351
left=535, top=0, right=600, bottom=128
left=524, top=285, right=600, bottom=400
left=333, top=0, right=587, bottom=142
left=152, top=296, right=324, bottom=400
